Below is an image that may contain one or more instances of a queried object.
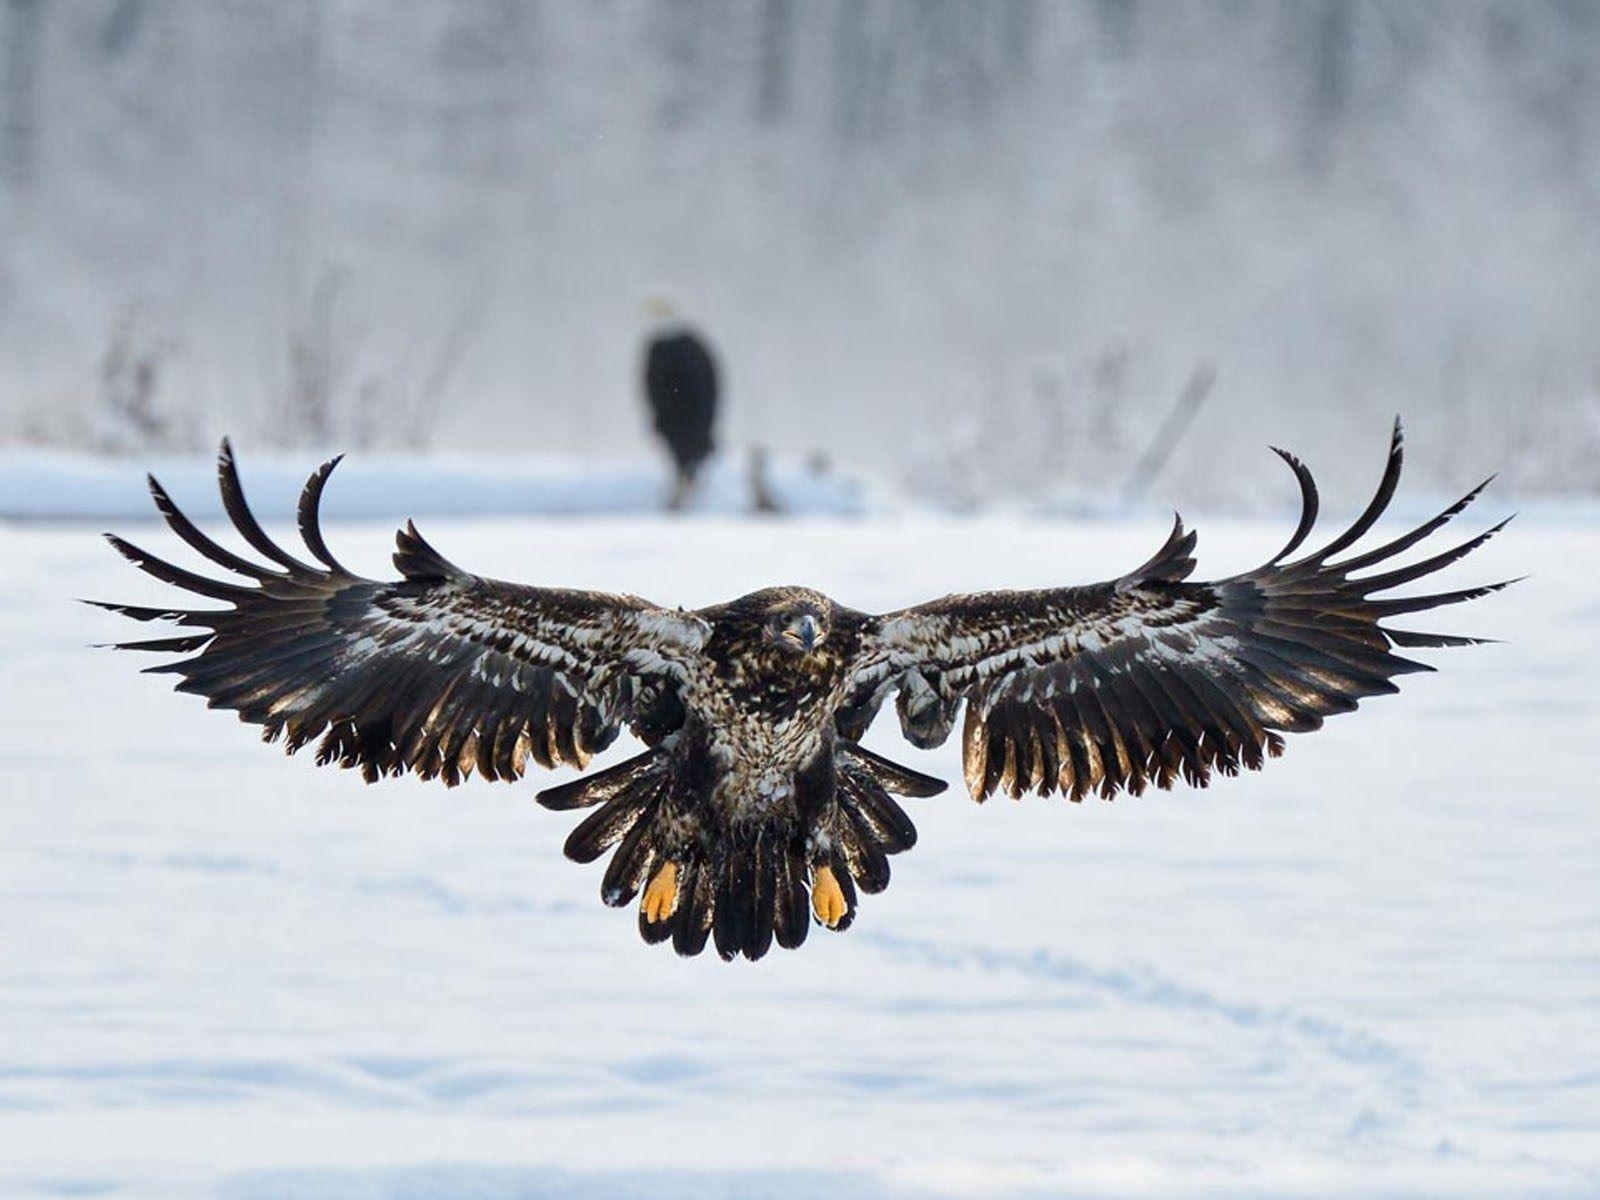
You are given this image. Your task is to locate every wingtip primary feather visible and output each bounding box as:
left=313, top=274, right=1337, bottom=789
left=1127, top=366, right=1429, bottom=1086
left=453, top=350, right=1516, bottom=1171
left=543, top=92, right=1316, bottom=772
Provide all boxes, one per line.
left=1264, top=444, right=1320, bottom=565
left=1297, top=418, right=1407, bottom=564
left=1328, top=473, right=1503, bottom=575
left=147, top=469, right=280, bottom=581
left=297, top=453, right=352, bottom=575
left=215, top=437, right=321, bottom=575
left=102, top=532, right=255, bottom=602
left=95, top=633, right=213, bottom=653
left=1363, top=575, right=1522, bottom=618
left=1384, top=628, right=1502, bottom=649
left=1348, top=514, right=1517, bottom=595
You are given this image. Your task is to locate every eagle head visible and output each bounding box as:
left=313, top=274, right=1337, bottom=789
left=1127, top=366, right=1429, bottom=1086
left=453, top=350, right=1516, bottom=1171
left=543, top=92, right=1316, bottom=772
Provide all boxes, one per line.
left=760, top=591, right=831, bottom=655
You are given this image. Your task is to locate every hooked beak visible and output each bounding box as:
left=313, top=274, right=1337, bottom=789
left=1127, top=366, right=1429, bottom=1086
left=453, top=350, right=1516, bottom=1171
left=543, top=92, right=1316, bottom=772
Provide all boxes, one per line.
left=784, top=614, right=821, bottom=652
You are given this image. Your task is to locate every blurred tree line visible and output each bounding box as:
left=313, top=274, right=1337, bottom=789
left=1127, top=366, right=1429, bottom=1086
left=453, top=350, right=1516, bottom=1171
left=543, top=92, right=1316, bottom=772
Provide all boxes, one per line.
left=1, top=1, right=1597, bottom=498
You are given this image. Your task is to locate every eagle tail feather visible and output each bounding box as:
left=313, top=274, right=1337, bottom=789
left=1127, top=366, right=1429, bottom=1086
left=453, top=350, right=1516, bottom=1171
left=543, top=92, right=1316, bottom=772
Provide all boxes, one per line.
left=560, top=749, right=669, bottom=865
left=771, top=842, right=811, bottom=951
left=838, top=741, right=948, bottom=797
left=567, top=739, right=939, bottom=960
left=537, top=749, right=665, bottom=812
left=671, top=857, right=716, bottom=957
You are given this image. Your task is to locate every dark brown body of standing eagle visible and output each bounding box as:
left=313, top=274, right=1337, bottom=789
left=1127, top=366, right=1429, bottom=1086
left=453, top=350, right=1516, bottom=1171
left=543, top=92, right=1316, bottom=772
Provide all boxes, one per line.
left=95, top=423, right=1510, bottom=960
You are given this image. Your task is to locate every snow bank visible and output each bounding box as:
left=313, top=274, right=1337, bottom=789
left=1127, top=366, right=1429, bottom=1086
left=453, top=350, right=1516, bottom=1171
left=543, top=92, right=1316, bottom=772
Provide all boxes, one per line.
left=0, top=448, right=871, bottom=521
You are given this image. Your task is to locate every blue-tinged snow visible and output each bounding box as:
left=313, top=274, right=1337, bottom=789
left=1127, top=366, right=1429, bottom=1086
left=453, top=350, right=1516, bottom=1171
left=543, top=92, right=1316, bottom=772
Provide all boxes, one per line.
left=0, top=502, right=1593, bottom=1199
left=0, top=448, right=869, bottom=521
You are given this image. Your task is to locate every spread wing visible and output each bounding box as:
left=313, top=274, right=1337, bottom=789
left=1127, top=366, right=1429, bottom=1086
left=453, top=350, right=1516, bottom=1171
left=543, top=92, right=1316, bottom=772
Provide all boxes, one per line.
left=94, top=442, right=709, bottom=785
left=850, top=422, right=1513, bottom=801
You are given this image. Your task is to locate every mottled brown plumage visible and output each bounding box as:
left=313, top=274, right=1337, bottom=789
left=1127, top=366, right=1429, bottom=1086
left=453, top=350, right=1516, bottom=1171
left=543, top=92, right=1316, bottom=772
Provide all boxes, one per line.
left=96, top=423, right=1510, bottom=960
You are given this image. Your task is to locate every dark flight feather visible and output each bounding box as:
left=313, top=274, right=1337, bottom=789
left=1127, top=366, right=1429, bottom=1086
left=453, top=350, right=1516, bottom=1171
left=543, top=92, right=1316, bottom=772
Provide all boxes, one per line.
left=861, top=419, right=1510, bottom=803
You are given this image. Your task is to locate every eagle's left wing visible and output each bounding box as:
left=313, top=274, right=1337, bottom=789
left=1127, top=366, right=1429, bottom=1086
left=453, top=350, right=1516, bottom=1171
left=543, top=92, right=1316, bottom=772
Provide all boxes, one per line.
left=849, top=423, right=1513, bottom=801
left=94, top=443, right=709, bottom=787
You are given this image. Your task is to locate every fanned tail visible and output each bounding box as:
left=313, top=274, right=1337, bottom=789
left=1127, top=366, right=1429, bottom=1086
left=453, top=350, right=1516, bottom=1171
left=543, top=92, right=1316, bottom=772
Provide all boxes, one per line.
left=544, top=739, right=946, bottom=961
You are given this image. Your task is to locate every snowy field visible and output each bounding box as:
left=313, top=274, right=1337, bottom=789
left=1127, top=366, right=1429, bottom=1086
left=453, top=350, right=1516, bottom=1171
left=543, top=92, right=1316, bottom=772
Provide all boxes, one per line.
left=1, top=485, right=1595, bottom=1198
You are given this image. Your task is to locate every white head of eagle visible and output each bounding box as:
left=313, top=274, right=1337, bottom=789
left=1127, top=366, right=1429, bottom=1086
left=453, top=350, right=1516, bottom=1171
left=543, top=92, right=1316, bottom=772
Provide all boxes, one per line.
left=95, top=423, right=1511, bottom=960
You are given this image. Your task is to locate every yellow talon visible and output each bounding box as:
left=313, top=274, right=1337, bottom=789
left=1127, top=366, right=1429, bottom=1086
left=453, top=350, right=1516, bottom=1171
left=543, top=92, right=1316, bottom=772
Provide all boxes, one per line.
left=641, top=862, right=678, bottom=925
left=812, top=864, right=848, bottom=928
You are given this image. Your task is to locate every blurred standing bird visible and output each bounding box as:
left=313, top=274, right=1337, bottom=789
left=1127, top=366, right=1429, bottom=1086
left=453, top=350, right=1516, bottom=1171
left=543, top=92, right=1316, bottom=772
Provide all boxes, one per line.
left=641, top=293, right=719, bottom=510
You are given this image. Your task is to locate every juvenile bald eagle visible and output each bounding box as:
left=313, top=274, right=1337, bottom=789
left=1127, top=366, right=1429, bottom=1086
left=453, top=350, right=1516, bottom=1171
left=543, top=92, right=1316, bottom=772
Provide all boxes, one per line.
left=96, top=423, right=1509, bottom=960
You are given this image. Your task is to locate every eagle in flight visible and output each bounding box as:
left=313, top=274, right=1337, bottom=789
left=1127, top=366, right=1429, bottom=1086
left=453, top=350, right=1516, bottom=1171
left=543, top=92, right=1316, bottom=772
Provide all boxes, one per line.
left=96, top=423, right=1509, bottom=960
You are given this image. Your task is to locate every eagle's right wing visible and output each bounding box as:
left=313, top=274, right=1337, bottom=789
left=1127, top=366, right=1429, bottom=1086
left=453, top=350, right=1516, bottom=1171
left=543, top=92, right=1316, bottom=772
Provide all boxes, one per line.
left=849, top=422, right=1512, bottom=802
left=94, top=443, right=708, bottom=785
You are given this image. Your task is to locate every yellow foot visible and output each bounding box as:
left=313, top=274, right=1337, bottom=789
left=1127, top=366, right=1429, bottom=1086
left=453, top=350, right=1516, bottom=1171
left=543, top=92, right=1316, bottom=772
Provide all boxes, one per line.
left=641, top=862, right=679, bottom=925
left=812, top=864, right=848, bottom=928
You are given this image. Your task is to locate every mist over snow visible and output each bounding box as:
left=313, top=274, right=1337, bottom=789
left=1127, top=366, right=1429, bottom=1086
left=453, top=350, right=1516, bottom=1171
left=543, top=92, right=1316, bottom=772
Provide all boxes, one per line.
left=2, top=2, right=1600, bottom=507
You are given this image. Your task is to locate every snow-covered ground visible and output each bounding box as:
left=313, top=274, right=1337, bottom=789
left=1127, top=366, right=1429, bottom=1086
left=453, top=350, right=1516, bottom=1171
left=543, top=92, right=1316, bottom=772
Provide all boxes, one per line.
left=1, top=490, right=1594, bottom=1198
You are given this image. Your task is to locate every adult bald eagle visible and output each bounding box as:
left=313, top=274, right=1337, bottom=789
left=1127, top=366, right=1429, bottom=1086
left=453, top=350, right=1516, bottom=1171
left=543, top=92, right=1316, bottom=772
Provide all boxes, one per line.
left=96, top=423, right=1509, bottom=961
left=642, top=317, right=718, bottom=509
